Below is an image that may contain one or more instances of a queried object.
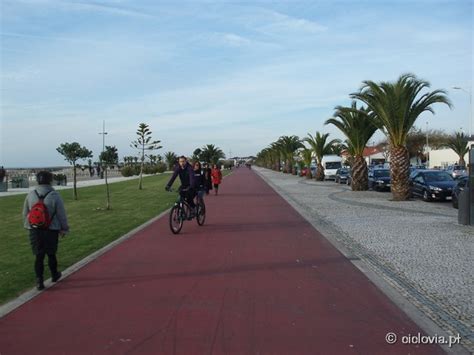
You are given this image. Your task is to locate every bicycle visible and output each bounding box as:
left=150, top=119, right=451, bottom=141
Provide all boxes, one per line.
left=168, top=188, right=206, bottom=234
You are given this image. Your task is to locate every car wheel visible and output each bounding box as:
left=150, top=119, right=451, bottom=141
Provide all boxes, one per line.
left=423, top=190, right=431, bottom=202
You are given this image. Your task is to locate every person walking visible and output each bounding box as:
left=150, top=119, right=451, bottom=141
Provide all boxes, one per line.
left=203, top=163, right=213, bottom=195
left=211, top=164, right=223, bottom=196
left=23, top=171, right=69, bottom=290
left=193, top=161, right=206, bottom=202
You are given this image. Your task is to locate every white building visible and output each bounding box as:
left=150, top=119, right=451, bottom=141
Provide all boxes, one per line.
left=428, top=141, right=473, bottom=168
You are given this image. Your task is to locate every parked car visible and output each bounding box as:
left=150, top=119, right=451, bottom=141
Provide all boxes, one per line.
left=300, top=167, right=309, bottom=177
left=409, top=170, right=455, bottom=201
left=452, top=176, right=469, bottom=209
left=445, top=165, right=467, bottom=179
left=368, top=169, right=391, bottom=191
left=346, top=171, right=352, bottom=186
left=335, top=168, right=350, bottom=184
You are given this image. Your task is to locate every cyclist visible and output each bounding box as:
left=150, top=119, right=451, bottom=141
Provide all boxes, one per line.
left=165, top=156, right=197, bottom=218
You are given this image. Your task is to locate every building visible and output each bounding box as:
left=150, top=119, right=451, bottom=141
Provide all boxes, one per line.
left=341, top=146, right=388, bottom=166
left=427, top=140, right=473, bottom=168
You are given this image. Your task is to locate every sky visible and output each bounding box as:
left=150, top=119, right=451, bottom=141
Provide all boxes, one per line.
left=0, top=0, right=472, bottom=167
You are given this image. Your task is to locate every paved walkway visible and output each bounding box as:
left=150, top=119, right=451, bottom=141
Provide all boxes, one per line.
left=0, top=174, right=161, bottom=197
left=0, top=168, right=443, bottom=354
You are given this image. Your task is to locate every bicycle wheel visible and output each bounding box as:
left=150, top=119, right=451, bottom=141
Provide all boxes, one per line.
left=196, top=201, right=206, bottom=226
left=169, top=204, right=183, bottom=234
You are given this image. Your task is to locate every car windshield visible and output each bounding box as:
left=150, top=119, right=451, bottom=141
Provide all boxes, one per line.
left=326, top=162, right=341, bottom=169
left=339, top=168, right=349, bottom=174
left=423, top=172, right=453, bottom=182
left=374, top=170, right=390, bottom=178
left=453, top=166, right=465, bottom=171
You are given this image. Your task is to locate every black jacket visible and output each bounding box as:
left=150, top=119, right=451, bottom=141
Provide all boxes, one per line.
left=203, top=167, right=212, bottom=190
left=193, top=169, right=206, bottom=190
left=167, top=162, right=195, bottom=189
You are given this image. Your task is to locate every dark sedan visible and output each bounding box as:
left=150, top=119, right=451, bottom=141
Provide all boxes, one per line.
left=335, top=168, right=350, bottom=184
left=410, top=170, right=455, bottom=201
left=452, top=176, right=469, bottom=209
left=368, top=169, right=391, bottom=191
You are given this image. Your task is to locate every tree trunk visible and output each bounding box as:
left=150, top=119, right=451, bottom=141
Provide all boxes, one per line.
left=390, top=145, right=410, bottom=200
left=105, top=166, right=110, bottom=210
left=139, top=146, right=144, bottom=190
left=459, top=156, right=466, bottom=167
left=351, top=155, right=368, bottom=191
left=73, top=162, right=78, bottom=200
left=306, top=169, right=312, bottom=179
left=315, top=163, right=325, bottom=181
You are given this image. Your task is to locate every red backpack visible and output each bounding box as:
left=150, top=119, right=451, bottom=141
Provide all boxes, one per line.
left=28, top=190, right=54, bottom=229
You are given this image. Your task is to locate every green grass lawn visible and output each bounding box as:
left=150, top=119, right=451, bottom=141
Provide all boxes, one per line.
left=0, top=174, right=179, bottom=305
left=0, top=170, right=232, bottom=305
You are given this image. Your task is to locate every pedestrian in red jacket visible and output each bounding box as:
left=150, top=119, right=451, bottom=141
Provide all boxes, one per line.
left=211, top=164, right=223, bottom=195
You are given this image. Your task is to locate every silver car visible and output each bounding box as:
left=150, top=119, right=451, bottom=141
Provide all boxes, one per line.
left=445, top=165, right=467, bottom=179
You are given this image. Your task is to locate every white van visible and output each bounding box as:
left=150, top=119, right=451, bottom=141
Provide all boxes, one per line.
left=321, top=155, right=343, bottom=180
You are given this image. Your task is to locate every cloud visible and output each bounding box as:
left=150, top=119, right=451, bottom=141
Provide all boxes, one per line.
left=9, top=0, right=157, bottom=19
left=260, top=10, right=328, bottom=35
left=233, top=8, right=328, bottom=37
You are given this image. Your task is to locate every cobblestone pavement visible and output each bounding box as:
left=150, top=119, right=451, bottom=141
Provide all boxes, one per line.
left=255, top=167, right=473, bottom=353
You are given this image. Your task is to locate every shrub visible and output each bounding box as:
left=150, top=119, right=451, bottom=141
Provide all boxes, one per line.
left=121, top=166, right=135, bottom=177
left=156, top=162, right=167, bottom=173
left=143, top=164, right=160, bottom=174
left=54, top=173, right=67, bottom=181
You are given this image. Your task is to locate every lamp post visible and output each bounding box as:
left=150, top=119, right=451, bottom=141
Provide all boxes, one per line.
left=98, top=120, right=108, bottom=179
left=452, top=86, right=472, bottom=137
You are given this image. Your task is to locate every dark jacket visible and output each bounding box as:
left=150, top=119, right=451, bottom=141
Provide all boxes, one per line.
left=203, top=167, right=212, bottom=190
left=193, top=169, right=206, bottom=190
left=167, top=162, right=196, bottom=189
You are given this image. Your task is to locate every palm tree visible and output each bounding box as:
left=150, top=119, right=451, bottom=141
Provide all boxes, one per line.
left=270, top=142, right=284, bottom=171
left=164, top=151, right=178, bottom=171
left=300, top=148, right=313, bottom=179
left=148, top=154, right=158, bottom=165
left=277, top=135, right=304, bottom=173
left=445, top=132, right=469, bottom=166
left=330, top=142, right=346, bottom=156
left=351, top=73, right=451, bottom=200
left=325, top=102, right=377, bottom=190
left=192, top=148, right=202, bottom=162
left=305, top=132, right=340, bottom=181
left=201, top=144, right=225, bottom=165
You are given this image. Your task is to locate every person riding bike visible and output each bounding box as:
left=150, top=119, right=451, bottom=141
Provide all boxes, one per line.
left=165, top=156, right=198, bottom=218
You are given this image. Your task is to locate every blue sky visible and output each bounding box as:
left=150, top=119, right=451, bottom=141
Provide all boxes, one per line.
left=1, top=0, right=472, bottom=167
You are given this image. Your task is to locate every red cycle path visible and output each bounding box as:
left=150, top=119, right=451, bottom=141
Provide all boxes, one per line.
left=0, top=168, right=443, bottom=355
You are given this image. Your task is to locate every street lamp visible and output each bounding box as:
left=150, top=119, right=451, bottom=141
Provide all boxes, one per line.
left=99, top=120, right=108, bottom=153
left=98, top=120, right=108, bottom=178
left=452, top=86, right=472, bottom=137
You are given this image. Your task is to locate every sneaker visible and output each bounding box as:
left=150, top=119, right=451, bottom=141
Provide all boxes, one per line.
left=52, top=271, right=62, bottom=282
left=37, top=278, right=45, bottom=291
